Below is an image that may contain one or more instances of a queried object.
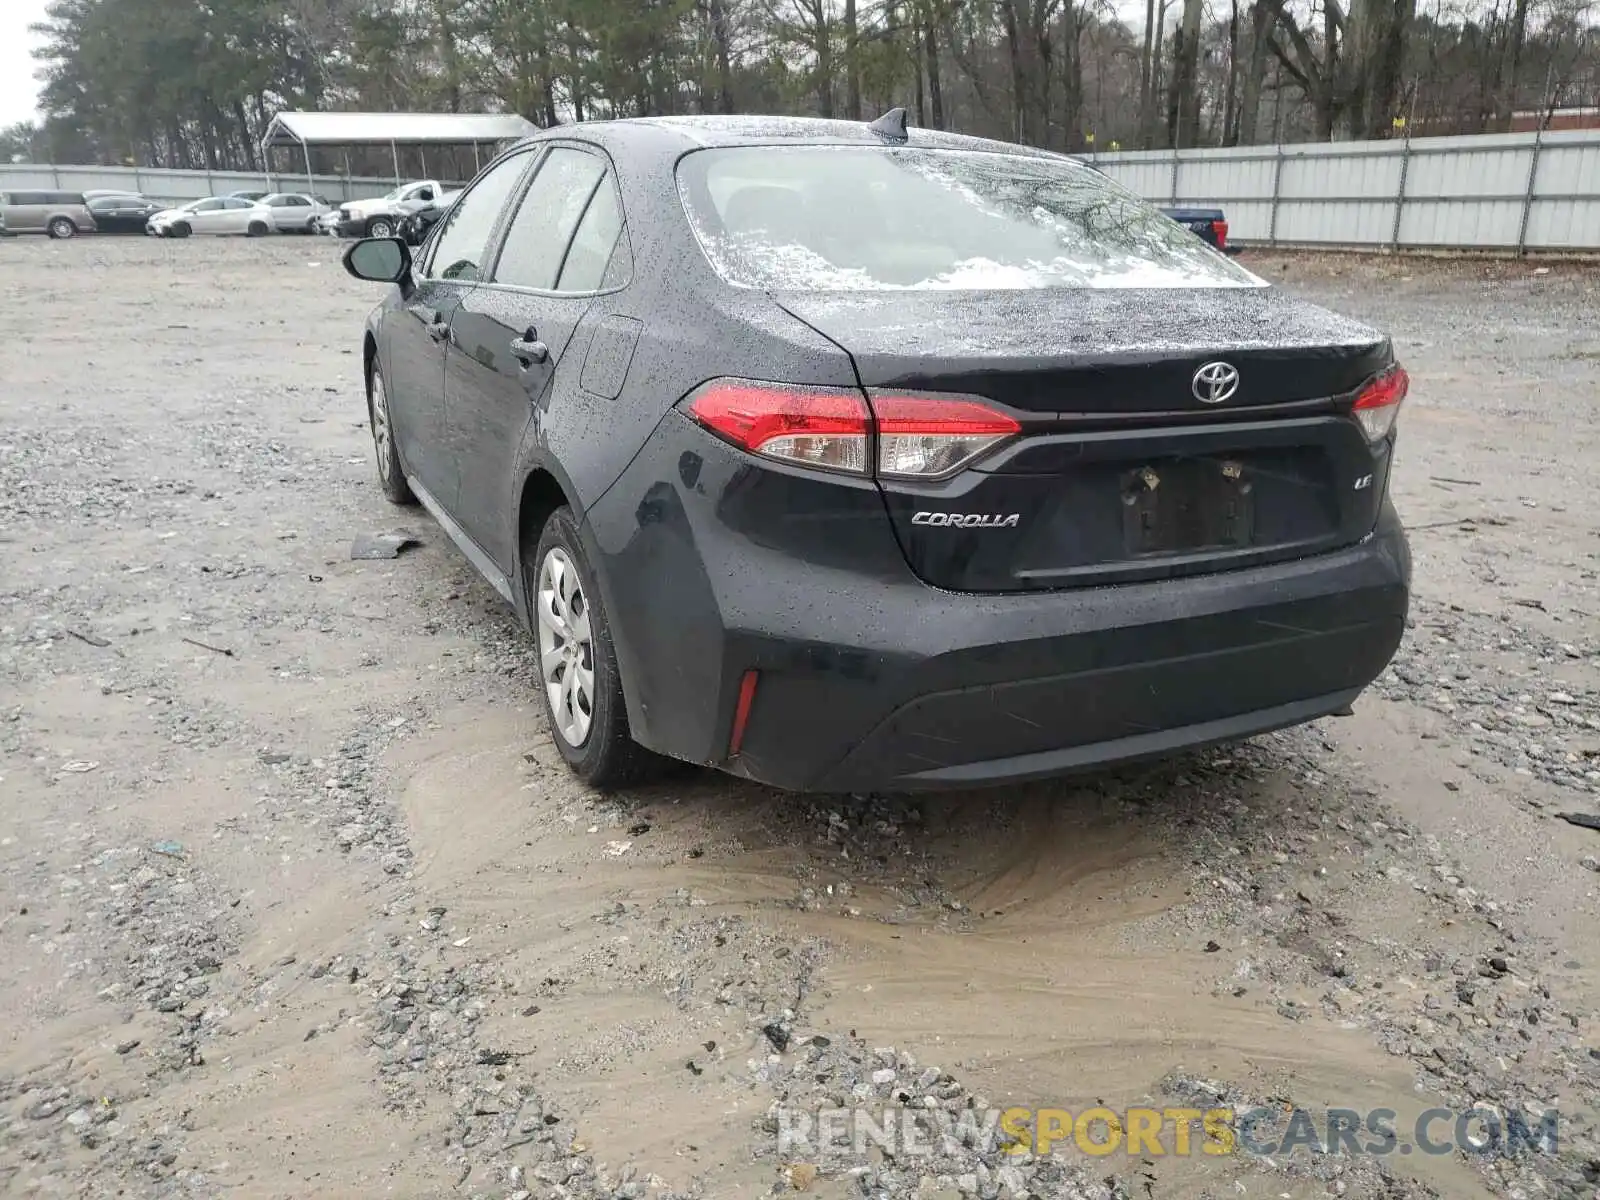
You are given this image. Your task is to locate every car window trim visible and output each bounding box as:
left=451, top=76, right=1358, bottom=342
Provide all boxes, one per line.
left=480, top=140, right=631, bottom=299
left=417, top=146, right=542, bottom=282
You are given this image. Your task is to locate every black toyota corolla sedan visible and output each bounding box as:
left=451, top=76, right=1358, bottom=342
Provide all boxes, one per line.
left=342, top=111, right=1410, bottom=793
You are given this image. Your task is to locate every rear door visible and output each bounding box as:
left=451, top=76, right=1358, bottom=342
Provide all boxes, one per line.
left=381, top=148, right=537, bottom=512
left=269, top=195, right=310, bottom=230
left=220, top=198, right=256, bottom=232
left=446, top=144, right=623, bottom=572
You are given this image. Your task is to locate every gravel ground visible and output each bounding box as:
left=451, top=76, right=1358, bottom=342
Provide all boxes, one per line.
left=1, top=237, right=1598, bottom=1200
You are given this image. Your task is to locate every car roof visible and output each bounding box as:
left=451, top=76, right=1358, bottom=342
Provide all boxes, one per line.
left=510, top=114, right=1076, bottom=164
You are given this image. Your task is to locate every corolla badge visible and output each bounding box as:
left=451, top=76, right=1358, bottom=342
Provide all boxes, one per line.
left=912, top=512, right=1020, bottom=528
left=1192, top=361, right=1241, bottom=404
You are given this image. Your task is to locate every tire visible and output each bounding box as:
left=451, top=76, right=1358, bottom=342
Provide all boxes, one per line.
left=47, top=217, right=77, bottom=239
left=247, top=220, right=269, bottom=238
left=367, top=363, right=416, bottom=506
left=170, top=222, right=191, bottom=239
left=529, top=508, right=655, bottom=789
left=367, top=217, right=395, bottom=239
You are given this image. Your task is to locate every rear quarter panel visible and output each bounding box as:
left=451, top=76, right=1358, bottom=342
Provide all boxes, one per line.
left=522, top=134, right=862, bottom=519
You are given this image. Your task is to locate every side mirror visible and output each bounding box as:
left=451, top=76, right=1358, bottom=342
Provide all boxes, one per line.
left=343, top=237, right=410, bottom=283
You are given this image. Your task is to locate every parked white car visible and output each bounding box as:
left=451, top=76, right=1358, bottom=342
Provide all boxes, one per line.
left=258, top=192, right=333, bottom=234
left=146, top=196, right=275, bottom=238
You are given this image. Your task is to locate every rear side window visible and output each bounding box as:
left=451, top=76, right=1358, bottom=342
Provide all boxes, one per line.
left=55, top=193, right=86, bottom=205
left=7, top=192, right=42, bottom=205
left=557, top=180, right=623, bottom=292
left=677, top=146, right=1261, bottom=291
left=493, top=148, right=608, bottom=291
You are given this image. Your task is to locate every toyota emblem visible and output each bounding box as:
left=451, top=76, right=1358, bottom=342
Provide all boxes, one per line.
left=1192, top=361, right=1240, bottom=404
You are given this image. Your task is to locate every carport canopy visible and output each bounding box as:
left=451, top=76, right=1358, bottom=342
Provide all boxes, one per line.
left=261, top=111, right=539, bottom=186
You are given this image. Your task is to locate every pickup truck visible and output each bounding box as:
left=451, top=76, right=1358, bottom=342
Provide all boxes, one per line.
left=1158, top=206, right=1239, bottom=254
left=324, top=180, right=446, bottom=238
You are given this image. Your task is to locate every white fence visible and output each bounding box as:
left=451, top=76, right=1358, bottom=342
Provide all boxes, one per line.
left=7, top=128, right=1600, bottom=252
left=0, top=162, right=473, bottom=206
left=1090, top=128, right=1600, bottom=253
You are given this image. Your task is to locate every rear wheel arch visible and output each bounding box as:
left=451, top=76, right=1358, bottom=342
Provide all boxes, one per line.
left=516, top=468, right=574, bottom=603
left=515, top=465, right=605, bottom=645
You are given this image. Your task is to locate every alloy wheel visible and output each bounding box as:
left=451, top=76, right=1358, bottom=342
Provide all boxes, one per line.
left=536, top=547, right=594, bottom=747
left=371, top=371, right=393, bottom=483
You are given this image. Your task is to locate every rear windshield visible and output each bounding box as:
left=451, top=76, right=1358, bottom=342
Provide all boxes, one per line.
left=677, top=146, right=1260, bottom=291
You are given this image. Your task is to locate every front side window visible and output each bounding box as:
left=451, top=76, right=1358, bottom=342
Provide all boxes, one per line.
left=493, top=148, right=609, bottom=291
left=677, top=146, right=1261, bottom=291
left=193, top=199, right=222, bottom=212
left=424, top=153, right=532, bottom=282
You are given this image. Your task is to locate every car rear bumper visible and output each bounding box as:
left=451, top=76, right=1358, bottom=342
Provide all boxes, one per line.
left=585, top=415, right=1410, bottom=793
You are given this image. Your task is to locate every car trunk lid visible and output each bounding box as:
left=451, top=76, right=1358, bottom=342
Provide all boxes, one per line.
left=775, top=288, right=1391, bottom=414
left=775, top=288, right=1395, bottom=592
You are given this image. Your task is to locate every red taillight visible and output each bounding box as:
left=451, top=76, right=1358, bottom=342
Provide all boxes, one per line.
left=686, top=380, right=870, bottom=474
left=871, top=392, right=1021, bottom=478
left=684, top=379, right=1019, bottom=479
left=1352, top=365, right=1409, bottom=442
left=728, top=669, right=760, bottom=757
left=1210, top=219, right=1228, bottom=249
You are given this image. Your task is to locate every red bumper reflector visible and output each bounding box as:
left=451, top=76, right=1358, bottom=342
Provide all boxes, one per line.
left=729, top=670, right=760, bottom=757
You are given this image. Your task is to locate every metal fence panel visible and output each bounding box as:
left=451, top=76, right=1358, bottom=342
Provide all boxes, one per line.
left=1091, top=128, right=1600, bottom=251
left=8, top=131, right=1599, bottom=251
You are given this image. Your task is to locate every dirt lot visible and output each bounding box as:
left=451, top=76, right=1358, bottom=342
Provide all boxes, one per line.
left=1, top=237, right=1597, bottom=1200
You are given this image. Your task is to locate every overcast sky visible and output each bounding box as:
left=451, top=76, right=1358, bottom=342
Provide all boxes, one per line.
left=2, top=0, right=47, bottom=127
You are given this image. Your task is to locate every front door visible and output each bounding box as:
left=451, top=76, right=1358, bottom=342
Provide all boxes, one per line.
left=382, top=276, right=473, bottom=505
left=187, top=199, right=227, bottom=233
left=380, top=149, right=537, bottom=512
left=446, top=146, right=624, bottom=573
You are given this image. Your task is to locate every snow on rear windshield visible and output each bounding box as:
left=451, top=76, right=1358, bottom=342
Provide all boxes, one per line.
left=677, top=146, right=1263, bottom=291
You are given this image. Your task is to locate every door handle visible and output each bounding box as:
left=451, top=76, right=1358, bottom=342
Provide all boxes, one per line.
left=422, top=309, right=450, bottom=344
left=510, top=336, right=549, bottom=365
